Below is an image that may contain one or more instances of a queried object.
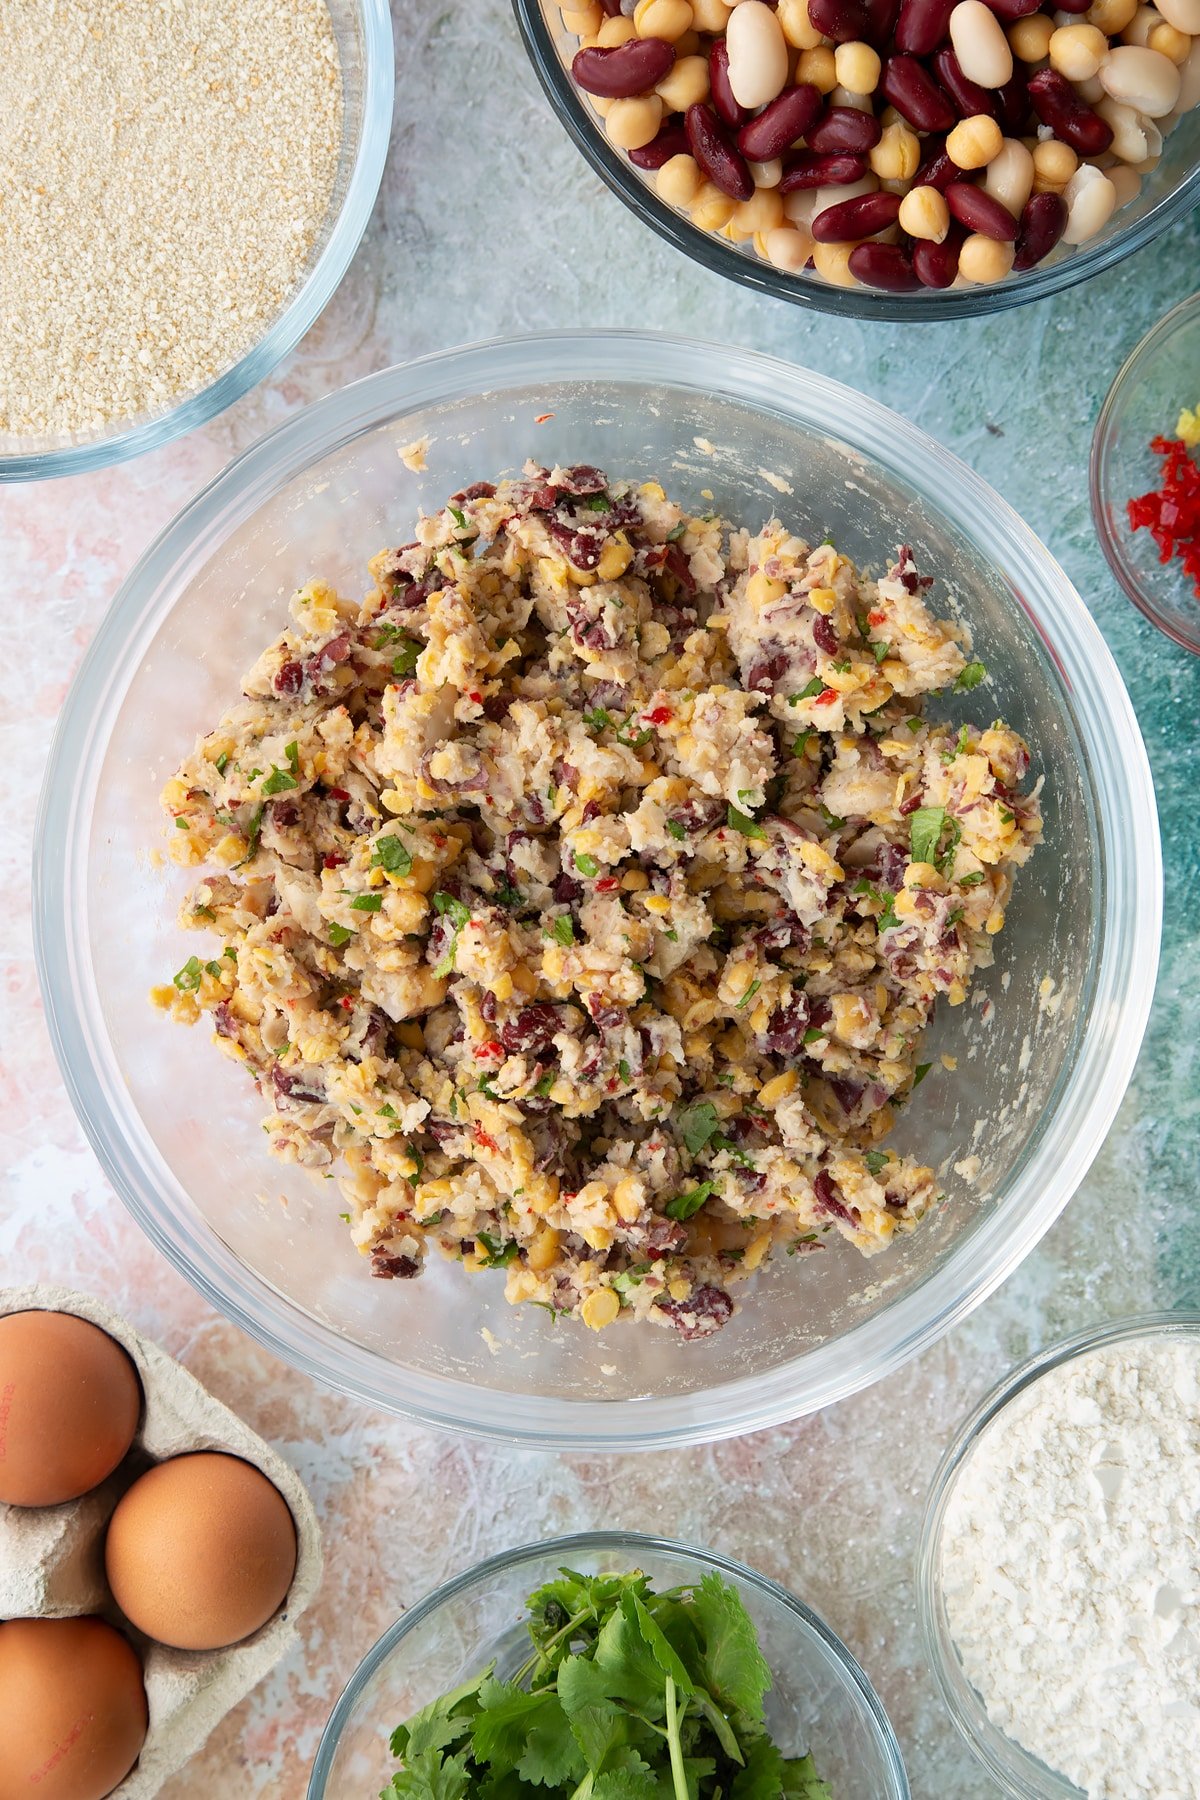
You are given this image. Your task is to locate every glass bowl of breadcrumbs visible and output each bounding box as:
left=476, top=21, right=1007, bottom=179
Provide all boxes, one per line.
left=0, top=0, right=393, bottom=482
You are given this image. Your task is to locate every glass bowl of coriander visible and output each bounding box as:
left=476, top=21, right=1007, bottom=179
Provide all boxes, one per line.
left=307, top=1530, right=909, bottom=1799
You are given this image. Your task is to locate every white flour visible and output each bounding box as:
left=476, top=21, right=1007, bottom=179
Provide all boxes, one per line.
left=940, top=1334, right=1200, bottom=1800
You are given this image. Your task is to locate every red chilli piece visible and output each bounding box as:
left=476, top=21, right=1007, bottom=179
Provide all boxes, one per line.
left=779, top=151, right=870, bottom=190
left=1127, top=436, right=1200, bottom=601
left=1013, top=190, right=1068, bottom=269
left=571, top=37, right=676, bottom=99
left=812, top=190, right=901, bottom=241
left=894, top=0, right=957, bottom=53
left=879, top=55, right=957, bottom=132
left=736, top=83, right=823, bottom=160
left=1027, top=69, right=1114, bottom=155
left=628, top=124, right=690, bottom=169
left=686, top=101, right=754, bottom=200
left=932, top=47, right=999, bottom=119
left=806, top=104, right=884, bottom=153
left=848, top=242, right=922, bottom=290
left=709, top=39, right=749, bottom=126
left=945, top=181, right=1018, bottom=240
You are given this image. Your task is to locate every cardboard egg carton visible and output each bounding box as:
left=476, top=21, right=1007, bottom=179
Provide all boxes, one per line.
left=0, top=1286, right=322, bottom=1797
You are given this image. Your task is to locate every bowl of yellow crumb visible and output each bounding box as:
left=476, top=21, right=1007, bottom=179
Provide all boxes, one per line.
left=0, top=0, right=393, bottom=482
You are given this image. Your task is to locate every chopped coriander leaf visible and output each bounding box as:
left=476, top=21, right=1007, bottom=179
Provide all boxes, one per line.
left=663, top=926, right=678, bottom=942
left=372, top=835, right=414, bottom=876
left=913, top=1061, right=933, bottom=1087
left=175, top=816, right=189, bottom=829
left=378, top=1103, right=397, bottom=1119
left=792, top=730, right=815, bottom=757
left=533, top=1073, right=555, bottom=1097
left=580, top=493, right=610, bottom=512
left=792, top=676, right=825, bottom=703
left=372, top=622, right=406, bottom=647
left=676, top=1100, right=720, bottom=1156
left=285, top=740, right=299, bottom=769
left=873, top=639, right=891, bottom=663
left=172, top=956, right=203, bottom=991
left=233, top=804, right=265, bottom=867
left=665, top=1180, right=717, bottom=1221
left=477, top=1075, right=498, bottom=1099
left=350, top=892, right=383, bottom=912
left=214, top=751, right=229, bottom=774
left=574, top=850, right=600, bottom=878
left=667, top=519, right=688, bottom=540
left=819, top=804, right=845, bottom=830
left=475, top=1231, right=519, bottom=1268
left=831, top=658, right=851, bottom=673
left=582, top=707, right=611, bottom=733
left=877, top=895, right=902, bottom=934
left=204, top=960, right=224, bottom=978
left=998, top=804, right=1015, bottom=824
left=910, top=804, right=948, bottom=867
left=727, top=804, right=766, bottom=839
left=959, top=870, right=985, bottom=887
left=494, top=881, right=523, bottom=909
left=447, top=504, right=468, bottom=529
left=261, top=764, right=297, bottom=795
left=947, top=905, right=964, bottom=925
left=803, top=1026, right=825, bottom=1044
left=223, top=946, right=237, bottom=960
left=418, top=1210, right=446, bottom=1228
left=432, top=892, right=471, bottom=930
left=735, top=979, right=762, bottom=1009
left=548, top=915, right=575, bottom=947
left=391, top=636, right=421, bottom=677
left=954, top=659, right=987, bottom=691
left=864, top=1150, right=890, bottom=1176
left=663, top=820, right=687, bottom=844
left=617, top=1059, right=632, bottom=1084
left=907, top=716, right=923, bottom=733
left=338, top=1211, right=350, bottom=1222
left=941, top=722, right=970, bottom=763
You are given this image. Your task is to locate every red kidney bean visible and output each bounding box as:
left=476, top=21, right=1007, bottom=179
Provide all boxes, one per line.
left=933, top=47, right=999, bottom=119
left=863, top=0, right=902, bottom=45
left=916, top=136, right=964, bottom=190
left=849, top=242, right=923, bottom=288
left=808, top=0, right=875, bottom=41
left=1053, top=0, right=1093, bottom=11
left=812, top=189, right=901, bottom=240
left=807, top=104, right=884, bottom=153
left=709, top=40, right=748, bottom=128
left=895, top=0, right=957, bottom=55
left=945, top=181, right=1018, bottom=238
left=981, top=0, right=1042, bottom=16
left=571, top=38, right=676, bottom=99
left=685, top=102, right=755, bottom=199
left=912, top=231, right=963, bottom=285
left=879, top=55, right=957, bottom=131
left=628, top=124, right=691, bottom=168
left=1013, top=190, right=1068, bottom=269
left=1027, top=69, right=1114, bottom=154
left=737, top=84, right=823, bottom=159
left=779, top=150, right=870, bottom=189
left=995, top=66, right=1028, bottom=134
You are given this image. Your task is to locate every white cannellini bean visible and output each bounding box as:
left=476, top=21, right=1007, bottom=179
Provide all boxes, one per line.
left=950, top=0, right=1015, bottom=85
left=1062, top=162, right=1118, bottom=238
left=984, top=137, right=1035, bottom=211
left=1099, top=43, right=1182, bottom=111
left=725, top=0, right=789, bottom=108
left=763, top=225, right=814, bottom=271
left=1155, top=0, right=1200, bottom=28
left=829, top=84, right=875, bottom=110
left=1096, top=91, right=1163, bottom=151
left=1172, top=41, right=1200, bottom=109
left=813, top=173, right=878, bottom=213
left=749, top=157, right=784, bottom=187
left=1075, top=73, right=1108, bottom=100
left=1120, top=3, right=1162, bottom=44
left=782, top=187, right=820, bottom=227
left=1107, top=161, right=1144, bottom=203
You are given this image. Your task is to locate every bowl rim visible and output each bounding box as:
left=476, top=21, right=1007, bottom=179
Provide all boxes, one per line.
left=915, top=1310, right=1200, bottom=1798
left=510, top=0, right=1200, bottom=322
left=1090, top=290, right=1200, bottom=658
left=306, top=1527, right=911, bottom=1799
left=0, top=0, right=395, bottom=484
left=32, top=328, right=1164, bottom=1451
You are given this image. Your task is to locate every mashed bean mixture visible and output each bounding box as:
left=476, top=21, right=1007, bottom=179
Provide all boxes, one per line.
left=157, top=464, right=1041, bottom=1337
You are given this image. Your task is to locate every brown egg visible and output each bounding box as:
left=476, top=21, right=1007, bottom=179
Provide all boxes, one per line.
left=0, top=1616, right=147, bottom=1800
left=0, top=1311, right=142, bottom=1506
left=105, top=1451, right=298, bottom=1650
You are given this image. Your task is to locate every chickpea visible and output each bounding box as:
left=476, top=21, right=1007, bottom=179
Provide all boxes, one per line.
left=946, top=112, right=1004, bottom=167
left=690, top=180, right=737, bottom=230
left=958, top=233, right=1015, bottom=282
left=834, top=40, right=882, bottom=92
left=763, top=224, right=815, bottom=270
left=655, top=152, right=704, bottom=207
left=1086, top=0, right=1139, bottom=31
left=562, top=3, right=603, bottom=35
left=869, top=119, right=921, bottom=180
left=1031, top=136, right=1079, bottom=189
left=731, top=187, right=786, bottom=233
left=1049, top=21, right=1111, bottom=78
left=596, top=14, right=637, bottom=45
left=691, top=0, right=733, bottom=29
left=1009, top=13, right=1054, bottom=58
left=796, top=45, right=838, bottom=90
left=605, top=94, right=664, bottom=149
left=898, top=183, right=951, bottom=240
left=812, top=241, right=861, bottom=285
left=656, top=53, right=711, bottom=110
left=634, top=0, right=695, bottom=40
left=777, top=0, right=824, bottom=48
left=1149, top=19, right=1192, bottom=57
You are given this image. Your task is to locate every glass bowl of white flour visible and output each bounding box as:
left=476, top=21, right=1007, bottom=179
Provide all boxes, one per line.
left=918, top=1313, right=1200, bottom=1800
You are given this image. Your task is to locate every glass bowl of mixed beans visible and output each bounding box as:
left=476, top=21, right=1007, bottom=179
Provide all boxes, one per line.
left=513, top=0, right=1200, bottom=315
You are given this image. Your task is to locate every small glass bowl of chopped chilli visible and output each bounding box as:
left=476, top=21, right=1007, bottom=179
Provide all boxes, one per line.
left=0, top=0, right=393, bottom=482
left=918, top=1312, right=1200, bottom=1800
left=1092, top=291, right=1200, bottom=657
left=307, top=1530, right=910, bottom=1800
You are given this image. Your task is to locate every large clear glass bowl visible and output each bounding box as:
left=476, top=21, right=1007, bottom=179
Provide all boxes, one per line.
left=307, top=1531, right=909, bottom=1800
left=512, top=0, right=1200, bottom=322
left=1091, top=291, right=1200, bottom=657
left=917, top=1313, right=1200, bottom=1798
left=0, top=0, right=393, bottom=483
left=33, top=331, right=1161, bottom=1449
